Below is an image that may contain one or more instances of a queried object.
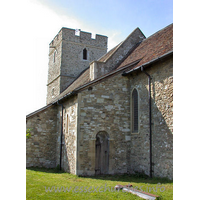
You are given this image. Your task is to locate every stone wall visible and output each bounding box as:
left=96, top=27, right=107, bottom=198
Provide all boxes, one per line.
left=26, top=97, right=78, bottom=173
left=76, top=56, right=173, bottom=179
left=46, top=77, right=61, bottom=104
left=60, top=29, right=107, bottom=92
left=27, top=51, right=173, bottom=179
left=128, top=57, right=173, bottom=179
left=77, top=71, right=131, bottom=176
left=26, top=105, right=58, bottom=168
left=150, top=58, right=173, bottom=178
left=47, top=28, right=107, bottom=104
left=46, top=30, right=63, bottom=104
left=89, top=27, right=146, bottom=81
left=56, top=96, right=78, bottom=174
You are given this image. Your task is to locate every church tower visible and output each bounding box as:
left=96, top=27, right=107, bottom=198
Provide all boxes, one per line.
left=46, top=28, right=108, bottom=104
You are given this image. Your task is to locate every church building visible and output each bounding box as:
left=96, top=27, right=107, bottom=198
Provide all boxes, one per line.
left=26, top=24, right=173, bottom=179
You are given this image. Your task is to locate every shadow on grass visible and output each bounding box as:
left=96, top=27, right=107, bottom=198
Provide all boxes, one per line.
left=27, top=167, right=173, bottom=184
left=81, top=173, right=172, bottom=184
left=26, top=166, right=65, bottom=174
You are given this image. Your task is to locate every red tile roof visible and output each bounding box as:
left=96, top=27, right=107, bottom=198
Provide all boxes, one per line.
left=51, top=24, right=173, bottom=103
left=118, top=23, right=173, bottom=70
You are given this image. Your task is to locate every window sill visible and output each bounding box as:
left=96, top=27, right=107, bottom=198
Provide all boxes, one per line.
left=131, top=132, right=139, bottom=135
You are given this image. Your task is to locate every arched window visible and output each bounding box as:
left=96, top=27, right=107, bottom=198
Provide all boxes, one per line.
left=83, top=48, right=87, bottom=60
left=132, top=89, right=138, bottom=133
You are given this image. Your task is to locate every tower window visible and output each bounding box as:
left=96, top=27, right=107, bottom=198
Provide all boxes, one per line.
left=83, top=48, right=87, bottom=60
left=53, top=50, right=57, bottom=63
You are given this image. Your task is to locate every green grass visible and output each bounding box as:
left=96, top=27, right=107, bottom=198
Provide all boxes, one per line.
left=26, top=168, right=173, bottom=200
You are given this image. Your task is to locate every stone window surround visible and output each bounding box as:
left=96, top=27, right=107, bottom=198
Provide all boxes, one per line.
left=53, top=49, right=57, bottom=63
left=51, top=87, right=55, bottom=98
left=83, top=48, right=87, bottom=60
left=81, top=47, right=89, bottom=61
left=130, top=87, right=140, bottom=134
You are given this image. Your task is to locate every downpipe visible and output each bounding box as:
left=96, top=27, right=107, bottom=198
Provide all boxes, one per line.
left=141, top=66, right=153, bottom=178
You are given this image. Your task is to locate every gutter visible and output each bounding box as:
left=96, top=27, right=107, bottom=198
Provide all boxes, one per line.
left=122, top=50, right=173, bottom=76
left=52, top=90, right=78, bottom=105
left=26, top=104, right=53, bottom=119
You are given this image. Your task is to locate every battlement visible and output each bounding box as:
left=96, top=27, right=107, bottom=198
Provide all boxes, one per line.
left=49, top=27, right=107, bottom=49
left=47, top=27, right=108, bottom=104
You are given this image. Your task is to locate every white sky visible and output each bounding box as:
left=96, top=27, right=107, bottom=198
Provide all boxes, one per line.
left=22, top=0, right=123, bottom=115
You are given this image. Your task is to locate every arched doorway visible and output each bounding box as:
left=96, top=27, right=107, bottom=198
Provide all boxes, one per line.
left=95, top=131, right=109, bottom=175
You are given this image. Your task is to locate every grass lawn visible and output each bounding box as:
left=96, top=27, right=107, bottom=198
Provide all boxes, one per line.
left=26, top=168, right=173, bottom=200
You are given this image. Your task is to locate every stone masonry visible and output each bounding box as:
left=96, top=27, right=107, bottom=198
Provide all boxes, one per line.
left=128, top=57, right=173, bottom=178
left=47, top=28, right=107, bottom=104
left=76, top=56, right=173, bottom=179
left=26, top=24, right=173, bottom=179
left=26, top=106, right=58, bottom=168
left=77, top=73, right=130, bottom=175
left=56, top=96, right=78, bottom=174
left=90, top=27, right=146, bottom=81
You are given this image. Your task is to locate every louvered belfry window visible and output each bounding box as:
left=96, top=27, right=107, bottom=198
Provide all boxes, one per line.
left=132, top=89, right=138, bottom=132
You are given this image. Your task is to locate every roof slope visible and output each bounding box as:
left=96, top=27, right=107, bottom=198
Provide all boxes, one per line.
left=51, top=24, right=173, bottom=103
left=51, top=67, right=90, bottom=102
left=98, top=42, right=123, bottom=62
left=118, top=23, right=173, bottom=70
left=50, top=42, right=126, bottom=103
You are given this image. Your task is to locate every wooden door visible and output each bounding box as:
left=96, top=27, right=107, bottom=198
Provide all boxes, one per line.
left=95, top=131, right=109, bottom=175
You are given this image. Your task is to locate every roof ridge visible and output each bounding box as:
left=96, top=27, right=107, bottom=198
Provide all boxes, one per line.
left=115, top=41, right=143, bottom=70
left=145, top=23, right=173, bottom=41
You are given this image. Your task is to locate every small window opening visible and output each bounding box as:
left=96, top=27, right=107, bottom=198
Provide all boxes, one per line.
left=66, top=114, right=69, bottom=133
left=83, top=48, right=87, bottom=60
left=53, top=50, right=57, bottom=63
left=51, top=88, right=55, bottom=96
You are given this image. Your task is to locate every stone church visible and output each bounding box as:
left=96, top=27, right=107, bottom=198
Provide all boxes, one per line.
left=26, top=24, right=173, bottom=179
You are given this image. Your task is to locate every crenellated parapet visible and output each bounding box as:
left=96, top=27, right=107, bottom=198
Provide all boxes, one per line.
left=47, top=27, right=108, bottom=104
left=49, top=28, right=107, bottom=53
